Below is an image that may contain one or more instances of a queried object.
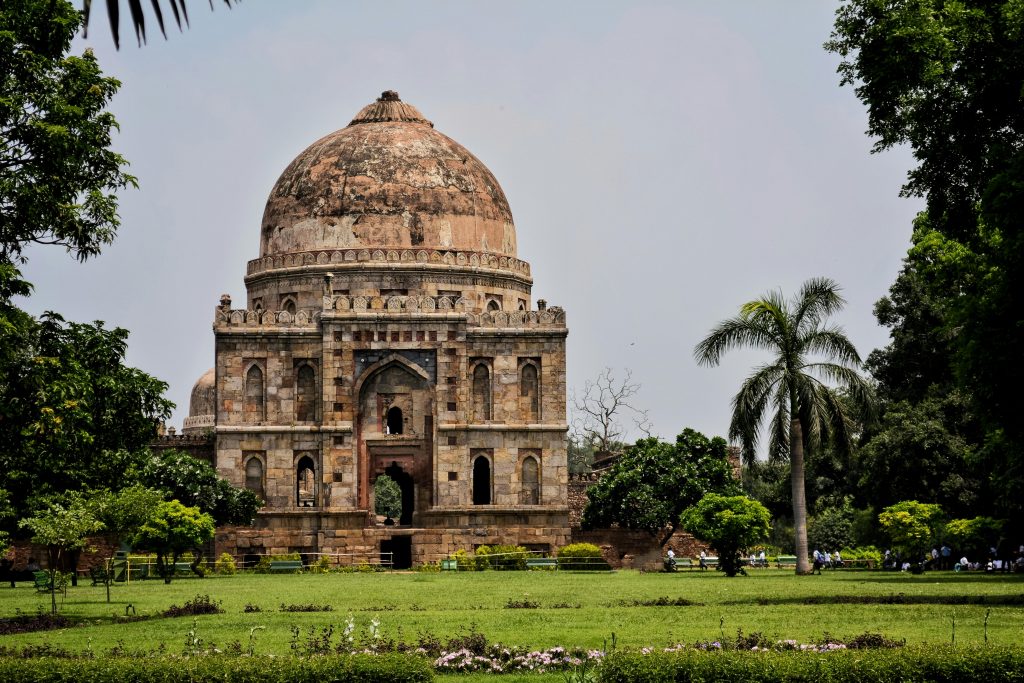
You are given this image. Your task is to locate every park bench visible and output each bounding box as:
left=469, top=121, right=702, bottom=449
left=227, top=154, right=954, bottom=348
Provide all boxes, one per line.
left=526, top=557, right=558, bottom=570
left=440, top=558, right=459, bottom=571
left=269, top=559, right=303, bottom=573
left=776, top=555, right=798, bottom=568
left=89, top=565, right=109, bottom=586
left=676, top=558, right=694, bottom=570
left=33, top=571, right=51, bottom=591
left=703, top=556, right=719, bottom=570
left=33, top=571, right=66, bottom=592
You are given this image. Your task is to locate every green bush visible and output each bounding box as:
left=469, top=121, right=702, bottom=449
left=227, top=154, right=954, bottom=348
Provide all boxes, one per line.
left=599, top=647, right=1024, bottom=683
left=557, top=543, right=609, bottom=570
left=0, top=654, right=433, bottom=682
left=215, top=552, right=237, bottom=575
left=476, top=544, right=528, bottom=570
left=451, top=549, right=477, bottom=571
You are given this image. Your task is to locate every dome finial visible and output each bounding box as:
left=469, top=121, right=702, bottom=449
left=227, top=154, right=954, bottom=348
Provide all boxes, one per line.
left=349, top=90, right=432, bottom=127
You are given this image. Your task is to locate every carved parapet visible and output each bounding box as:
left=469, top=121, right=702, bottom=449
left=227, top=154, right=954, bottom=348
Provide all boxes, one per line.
left=214, top=308, right=319, bottom=328
left=246, top=248, right=532, bottom=278
left=323, top=294, right=470, bottom=313
left=467, top=306, right=566, bottom=328
left=182, top=414, right=215, bottom=431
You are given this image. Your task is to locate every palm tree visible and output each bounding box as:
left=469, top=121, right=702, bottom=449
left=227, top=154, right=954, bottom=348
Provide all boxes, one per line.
left=694, top=277, right=874, bottom=574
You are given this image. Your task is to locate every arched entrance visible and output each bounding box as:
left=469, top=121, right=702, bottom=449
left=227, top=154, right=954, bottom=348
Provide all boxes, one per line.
left=384, top=462, right=414, bottom=526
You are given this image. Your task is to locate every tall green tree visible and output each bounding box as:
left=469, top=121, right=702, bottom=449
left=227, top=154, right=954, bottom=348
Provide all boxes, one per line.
left=828, top=0, right=1024, bottom=526
left=132, top=500, right=214, bottom=584
left=90, top=485, right=163, bottom=601
left=581, top=428, right=739, bottom=546
left=19, top=497, right=103, bottom=614
left=141, top=450, right=261, bottom=575
left=680, top=494, right=771, bottom=577
left=694, top=278, right=874, bottom=574
left=0, top=314, right=172, bottom=525
left=1, top=0, right=135, bottom=265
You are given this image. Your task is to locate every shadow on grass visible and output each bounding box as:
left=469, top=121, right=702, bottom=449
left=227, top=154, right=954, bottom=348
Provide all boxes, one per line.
left=726, top=594, right=1024, bottom=606
left=850, top=573, right=1024, bottom=584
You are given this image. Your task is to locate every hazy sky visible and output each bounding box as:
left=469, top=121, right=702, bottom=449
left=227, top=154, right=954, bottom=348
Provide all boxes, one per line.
left=23, top=1, right=922, bottom=446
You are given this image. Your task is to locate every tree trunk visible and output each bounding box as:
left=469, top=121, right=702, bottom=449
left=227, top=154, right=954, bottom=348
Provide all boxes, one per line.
left=790, top=418, right=811, bottom=574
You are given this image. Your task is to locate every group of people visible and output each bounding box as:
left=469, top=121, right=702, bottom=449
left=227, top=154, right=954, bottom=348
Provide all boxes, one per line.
left=811, top=549, right=843, bottom=574
left=881, top=544, right=1024, bottom=573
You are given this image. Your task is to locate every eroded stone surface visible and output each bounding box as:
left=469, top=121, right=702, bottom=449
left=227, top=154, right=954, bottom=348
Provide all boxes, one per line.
left=261, top=92, right=516, bottom=259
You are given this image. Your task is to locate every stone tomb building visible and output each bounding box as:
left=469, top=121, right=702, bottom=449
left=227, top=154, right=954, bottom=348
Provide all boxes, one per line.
left=189, top=92, right=569, bottom=568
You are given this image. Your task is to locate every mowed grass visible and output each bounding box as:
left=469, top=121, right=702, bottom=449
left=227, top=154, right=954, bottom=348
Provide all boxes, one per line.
left=2, top=569, right=1023, bottom=656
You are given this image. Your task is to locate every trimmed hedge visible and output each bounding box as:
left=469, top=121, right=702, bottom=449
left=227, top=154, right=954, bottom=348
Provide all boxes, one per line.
left=599, top=647, right=1024, bottom=682
left=557, top=543, right=611, bottom=570
left=0, top=654, right=433, bottom=682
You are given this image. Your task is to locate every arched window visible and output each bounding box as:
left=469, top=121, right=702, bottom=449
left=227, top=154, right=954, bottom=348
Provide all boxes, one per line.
left=520, top=363, right=539, bottom=422
left=472, top=364, right=491, bottom=421
left=472, top=455, right=491, bottom=505
left=295, top=364, right=316, bottom=422
left=245, top=457, right=264, bottom=500
left=386, top=406, right=403, bottom=435
left=282, top=298, right=297, bottom=316
left=521, top=456, right=539, bottom=505
left=296, top=455, right=316, bottom=507
left=487, top=299, right=500, bottom=312
left=244, top=364, right=264, bottom=422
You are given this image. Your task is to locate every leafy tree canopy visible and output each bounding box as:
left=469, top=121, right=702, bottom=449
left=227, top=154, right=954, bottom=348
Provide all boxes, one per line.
left=878, top=500, right=945, bottom=559
left=373, top=475, right=402, bottom=520
left=581, top=428, right=739, bottom=544
left=19, top=496, right=104, bottom=613
left=141, top=449, right=261, bottom=526
left=132, top=500, right=214, bottom=583
left=1, top=0, right=135, bottom=266
left=681, top=494, right=770, bottom=577
left=858, top=389, right=984, bottom=519
left=0, top=313, right=172, bottom=525
left=828, top=0, right=1024, bottom=525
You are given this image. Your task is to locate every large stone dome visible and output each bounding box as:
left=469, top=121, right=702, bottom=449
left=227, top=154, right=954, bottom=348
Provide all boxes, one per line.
left=260, top=91, right=517, bottom=259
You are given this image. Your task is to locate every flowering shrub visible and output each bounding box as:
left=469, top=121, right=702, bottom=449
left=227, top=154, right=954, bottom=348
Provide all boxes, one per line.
left=434, top=645, right=603, bottom=673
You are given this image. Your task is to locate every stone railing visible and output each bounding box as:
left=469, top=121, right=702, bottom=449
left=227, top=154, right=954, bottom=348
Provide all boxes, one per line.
left=246, top=248, right=531, bottom=278
left=183, top=414, right=215, bottom=431
left=215, top=307, right=318, bottom=327
left=467, top=307, right=566, bottom=328
left=215, top=298, right=565, bottom=329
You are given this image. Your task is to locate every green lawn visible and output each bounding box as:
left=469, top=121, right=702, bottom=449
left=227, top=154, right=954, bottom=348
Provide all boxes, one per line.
left=2, top=569, right=1023, bottom=659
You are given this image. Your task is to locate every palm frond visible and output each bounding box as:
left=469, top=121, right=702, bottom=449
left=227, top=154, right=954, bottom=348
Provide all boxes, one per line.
left=694, top=313, right=780, bottom=367
left=792, top=277, right=845, bottom=336
left=799, top=326, right=862, bottom=365
left=767, top=381, right=790, bottom=462
left=82, top=0, right=236, bottom=49
left=728, top=363, right=784, bottom=463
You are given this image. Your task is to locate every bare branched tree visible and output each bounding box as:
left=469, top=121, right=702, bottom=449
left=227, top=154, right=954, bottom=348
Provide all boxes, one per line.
left=571, top=367, right=651, bottom=455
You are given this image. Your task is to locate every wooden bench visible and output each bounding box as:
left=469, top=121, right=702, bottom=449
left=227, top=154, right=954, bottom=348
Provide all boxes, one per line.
left=269, top=560, right=303, bottom=573
left=676, top=558, right=694, bottom=570
left=440, top=559, right=459, bottom=571
left=526, top=557, right=558, bottom=570
left=776, top=555, right=798, bottom=568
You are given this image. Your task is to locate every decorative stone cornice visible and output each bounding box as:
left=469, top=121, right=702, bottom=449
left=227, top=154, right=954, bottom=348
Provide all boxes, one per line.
left=245, top=248, right=531, bottom=279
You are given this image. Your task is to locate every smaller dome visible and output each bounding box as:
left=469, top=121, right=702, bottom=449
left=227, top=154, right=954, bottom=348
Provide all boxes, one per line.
left=183, top=368, right=215, bottom=435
